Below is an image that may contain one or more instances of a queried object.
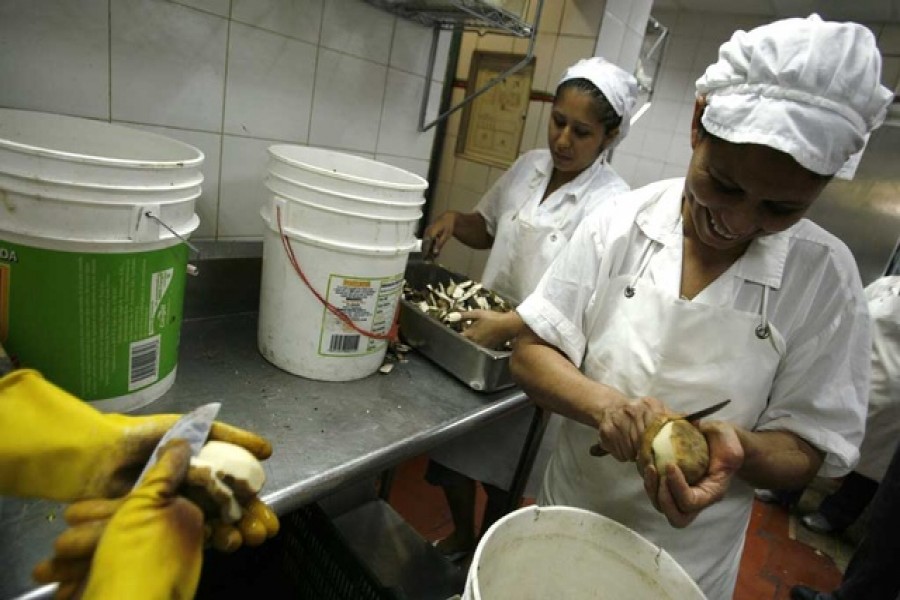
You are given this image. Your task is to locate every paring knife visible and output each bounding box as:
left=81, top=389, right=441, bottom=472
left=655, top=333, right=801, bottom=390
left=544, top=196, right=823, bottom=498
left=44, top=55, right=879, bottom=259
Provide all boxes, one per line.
left=132, top=402, right=221, bottom=489
left=589, top=399, right=731, bottom=457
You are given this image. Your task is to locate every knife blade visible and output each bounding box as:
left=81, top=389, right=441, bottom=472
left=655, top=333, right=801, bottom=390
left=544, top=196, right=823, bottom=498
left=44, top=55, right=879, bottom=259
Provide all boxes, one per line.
left=132, top=402, right=221, bottom=489
left=589, top=399, right=731, bottom=457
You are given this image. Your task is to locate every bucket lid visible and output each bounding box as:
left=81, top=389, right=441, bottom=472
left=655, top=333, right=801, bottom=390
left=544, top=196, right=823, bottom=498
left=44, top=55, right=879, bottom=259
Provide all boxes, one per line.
left=0, top=109, right=204, bottom=170
left=268, top=145, right=427, bottom=192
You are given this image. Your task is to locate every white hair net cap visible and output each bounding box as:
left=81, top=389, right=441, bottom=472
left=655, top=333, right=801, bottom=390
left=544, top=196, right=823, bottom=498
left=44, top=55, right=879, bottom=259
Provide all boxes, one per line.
left=696, top=14, right=894, bottom=177
left=559, top=57, right=639, bottom=150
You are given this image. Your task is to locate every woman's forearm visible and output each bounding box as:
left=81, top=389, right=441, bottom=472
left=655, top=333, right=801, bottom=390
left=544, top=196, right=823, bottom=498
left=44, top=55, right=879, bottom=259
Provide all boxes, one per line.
left=734, top=429, right=824, bottom=490
left=511, top=328, right=628, bottom=429
left=452, top=212, right=493, bottom=249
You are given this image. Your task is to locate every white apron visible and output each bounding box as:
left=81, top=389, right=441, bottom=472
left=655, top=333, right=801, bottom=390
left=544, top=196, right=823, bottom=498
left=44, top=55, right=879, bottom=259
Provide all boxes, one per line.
left=854, top=276, right=900, bottom=482
left=540, top=239, right=785, bottom=599
left=432, top=187, right=566, bottom=495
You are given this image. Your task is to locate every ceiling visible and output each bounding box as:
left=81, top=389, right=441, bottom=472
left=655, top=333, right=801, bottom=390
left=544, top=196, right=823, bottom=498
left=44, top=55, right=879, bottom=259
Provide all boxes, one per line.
left=651, top=0, right=900, bottom=23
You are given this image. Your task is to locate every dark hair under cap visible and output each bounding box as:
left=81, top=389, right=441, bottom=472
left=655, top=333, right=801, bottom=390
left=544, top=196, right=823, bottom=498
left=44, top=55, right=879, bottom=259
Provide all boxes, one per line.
left=555, top=78, right=623, bottom=134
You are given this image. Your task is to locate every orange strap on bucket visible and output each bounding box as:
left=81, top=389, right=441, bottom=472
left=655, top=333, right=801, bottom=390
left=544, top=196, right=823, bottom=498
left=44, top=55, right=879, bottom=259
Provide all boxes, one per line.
left=276, top=206, right=400, bottom=342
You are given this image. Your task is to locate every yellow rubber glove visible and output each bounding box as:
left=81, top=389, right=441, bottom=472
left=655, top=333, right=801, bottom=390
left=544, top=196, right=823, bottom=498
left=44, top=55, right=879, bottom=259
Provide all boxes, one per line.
left=0, top=369, right=272, bottom=501
left=34, top=440, right=205, bottom=600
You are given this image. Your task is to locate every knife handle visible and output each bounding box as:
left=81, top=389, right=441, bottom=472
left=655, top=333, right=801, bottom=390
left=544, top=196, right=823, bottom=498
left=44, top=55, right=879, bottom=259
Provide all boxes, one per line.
left=589, top=442, right=608, bottom=457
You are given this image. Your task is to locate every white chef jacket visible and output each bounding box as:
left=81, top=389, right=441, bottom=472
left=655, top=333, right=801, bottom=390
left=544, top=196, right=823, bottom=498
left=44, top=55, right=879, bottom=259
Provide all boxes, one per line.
left=517, top=178, right=871, bottom=596
left=430, top=149, right=630, bottom=492
left=476, top=149, right=630, bottom=304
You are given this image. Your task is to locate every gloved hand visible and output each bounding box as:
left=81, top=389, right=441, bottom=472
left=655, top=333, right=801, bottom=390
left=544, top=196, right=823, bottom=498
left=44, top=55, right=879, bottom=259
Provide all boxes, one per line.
left=33, top=440, right=205, bottom=600
left=0, top=369, right=272, bottom=501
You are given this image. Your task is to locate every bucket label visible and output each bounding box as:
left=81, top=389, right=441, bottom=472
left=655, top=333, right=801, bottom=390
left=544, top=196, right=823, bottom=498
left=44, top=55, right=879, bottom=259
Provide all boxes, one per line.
left=318, top=272, right=403, bottom=357
left=0, top=239, right=188, bottom=402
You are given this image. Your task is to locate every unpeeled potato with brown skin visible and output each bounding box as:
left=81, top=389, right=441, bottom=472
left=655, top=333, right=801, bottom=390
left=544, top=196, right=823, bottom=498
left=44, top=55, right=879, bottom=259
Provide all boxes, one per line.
left=637, top=416, right=710, bottom=485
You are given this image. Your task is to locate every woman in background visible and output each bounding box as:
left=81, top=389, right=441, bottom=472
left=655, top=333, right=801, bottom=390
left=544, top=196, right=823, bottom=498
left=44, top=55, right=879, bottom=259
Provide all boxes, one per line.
left=422, top=57, right=638, bottom=559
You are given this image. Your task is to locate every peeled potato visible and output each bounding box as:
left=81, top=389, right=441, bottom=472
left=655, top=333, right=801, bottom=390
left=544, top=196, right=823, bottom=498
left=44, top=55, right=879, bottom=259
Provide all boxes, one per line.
left=637, top=417, right=709, bottom=485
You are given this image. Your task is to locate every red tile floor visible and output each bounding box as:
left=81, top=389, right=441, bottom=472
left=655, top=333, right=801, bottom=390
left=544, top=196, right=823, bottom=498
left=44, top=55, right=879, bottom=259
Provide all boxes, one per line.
left=387, top=454, right=845, bottom=600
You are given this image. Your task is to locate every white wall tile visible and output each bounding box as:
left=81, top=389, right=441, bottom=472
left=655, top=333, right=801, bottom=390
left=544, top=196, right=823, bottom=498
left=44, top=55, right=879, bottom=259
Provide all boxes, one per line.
left=173, top=0, right=230, bottom=18
left=605, top=0, right=631, bottom=21
left=111, top=0, right=227, bottom=131
left=627, top=0, right=653, bottom=33
left=218, top=135, right=276, bottom=239
left=513, top=32, right=558, bottom=92
left=663, top=35, right=699, bottom=70
left=468, top=248, right=490, bottom=281
left=428, top=180, right=452, bottom=224
left=610, top=151, right=638, bottom=186
left=618, top=28, right=645, bottom=73
left=660, top=162, right=686, bottom=180
left=595, top=13, right=626, bottom=63
left=0, top=0, right=109, bottom=119
left=631, top=157, right=664, bottom=187
left=232, top=0, right=324, bottom=44
left=377, top=70, right=438, bottom=160
left=664, top=132, right=692, bottom=169
left=654, top=67, right=694, bottom=102
left=309, top=49, right=387, bottom=153
left=452, top=158, right=492, bottom=194
left=641, top=128, right=674, bottom=163
left=391, top=19, right=450, bottom=81
left=224, top=23, right=317, bottom=142
left=321, top=0, right=395, bottom=65
left=693, top=39, right=723, bottom=72
left=520, top=100, right=546, bottom=153
left=438, top=133, right=458, bottom=185
left=614, top=122, right=646, bottom=156
left=535, top=0, right=565, bottom=34
left=882, top=57, right=900, bottom=92
left=560, top=0, right=605, bottom=38
left=126, top=123, right=223, bottom=239
left=550, top=36, right=598, bottom=85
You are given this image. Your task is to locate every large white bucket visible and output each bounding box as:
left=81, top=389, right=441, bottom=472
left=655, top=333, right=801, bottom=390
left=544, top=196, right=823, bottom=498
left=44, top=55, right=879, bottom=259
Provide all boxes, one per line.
left=268, top=145, right=427, bottom=203
left=464, top=505, right=706, bottom=600
left=0, top=110, right=202, bottom=412
left=258, top=146, right=427, bottom=382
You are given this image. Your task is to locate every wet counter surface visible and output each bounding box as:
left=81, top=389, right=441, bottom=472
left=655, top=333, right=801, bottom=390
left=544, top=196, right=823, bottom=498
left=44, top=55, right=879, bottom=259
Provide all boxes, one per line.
left=1, top=312, right=529, bottom=599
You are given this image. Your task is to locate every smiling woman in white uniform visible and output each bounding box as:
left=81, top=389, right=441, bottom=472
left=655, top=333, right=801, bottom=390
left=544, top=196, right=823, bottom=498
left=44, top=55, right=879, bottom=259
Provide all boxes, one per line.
left=422, top=58, right=638, bottom=558
left=511, top=16, right=894, bottom=599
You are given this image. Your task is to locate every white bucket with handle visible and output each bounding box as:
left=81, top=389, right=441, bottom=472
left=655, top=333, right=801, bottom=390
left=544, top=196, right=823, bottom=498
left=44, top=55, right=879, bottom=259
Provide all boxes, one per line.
left=464, top=505, right=706, bottom=600
left=258, top=146, right=427, bottom=382
left=0, top=109, right=202, bottom=412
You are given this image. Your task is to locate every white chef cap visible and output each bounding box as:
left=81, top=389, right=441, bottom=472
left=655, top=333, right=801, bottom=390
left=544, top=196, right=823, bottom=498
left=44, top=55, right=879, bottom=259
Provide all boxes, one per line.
left=559, top=57, right=639, bottom=149
left=696, top=14, right=894, bottom=177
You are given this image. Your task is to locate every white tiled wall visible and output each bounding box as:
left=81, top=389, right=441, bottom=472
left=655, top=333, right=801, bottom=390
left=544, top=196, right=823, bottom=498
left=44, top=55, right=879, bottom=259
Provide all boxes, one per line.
left=610, top=10, right=900, bottom=189
left=0, top=0, right=449, bottom=241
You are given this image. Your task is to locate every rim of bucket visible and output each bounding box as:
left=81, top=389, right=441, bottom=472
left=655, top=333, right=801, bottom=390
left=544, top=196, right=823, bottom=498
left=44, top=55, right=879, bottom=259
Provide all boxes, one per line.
left=265, top=171, right=426, bottom=208
left=270, top=192, right=422, bottom=223
left=0, top=166, right=204, bottom=194
left=268, top=144, right=427, bottom=192
left=0, top=108, right=204, bottom=170
left=262, top=209, right=418, bottom=256
left=470, top=505, right=705, bottom=598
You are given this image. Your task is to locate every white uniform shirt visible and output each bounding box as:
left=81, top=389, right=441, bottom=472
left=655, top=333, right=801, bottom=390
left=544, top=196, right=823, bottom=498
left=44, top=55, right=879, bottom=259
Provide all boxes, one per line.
left=518, top=178, right=871, bottom=477
left=476, top=149, right=629, bottom=263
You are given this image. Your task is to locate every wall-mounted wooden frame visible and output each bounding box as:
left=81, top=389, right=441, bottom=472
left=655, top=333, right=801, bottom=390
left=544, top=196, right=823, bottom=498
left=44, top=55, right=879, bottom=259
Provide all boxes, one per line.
left=456, top=51, right=535, bottom=169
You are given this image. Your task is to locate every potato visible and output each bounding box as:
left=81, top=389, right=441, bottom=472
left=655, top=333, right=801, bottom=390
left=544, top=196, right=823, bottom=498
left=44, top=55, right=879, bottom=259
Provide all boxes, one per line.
left=637, top=416, right=709, bottom=485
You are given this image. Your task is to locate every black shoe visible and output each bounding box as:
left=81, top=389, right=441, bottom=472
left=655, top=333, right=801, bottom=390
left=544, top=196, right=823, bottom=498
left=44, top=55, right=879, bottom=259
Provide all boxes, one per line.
left=790, top=585, right=833, bottom=600
left=801, top=512, right=842, bottom=535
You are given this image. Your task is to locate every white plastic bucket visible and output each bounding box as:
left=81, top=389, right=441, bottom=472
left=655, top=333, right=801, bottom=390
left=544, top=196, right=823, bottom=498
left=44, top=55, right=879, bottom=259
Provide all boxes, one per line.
left=0, top=108, right=204, bottom=188
left=268, top=145, right=427, bottom=203
left=268, top=194, right=420, bottom=249
left=464, top=505, right=706, bottom=600
left=0, top=110, right=202, bottom=412
left=258, top=209, right=414, bottom=381
left=265, top=171, right=425, bottom=219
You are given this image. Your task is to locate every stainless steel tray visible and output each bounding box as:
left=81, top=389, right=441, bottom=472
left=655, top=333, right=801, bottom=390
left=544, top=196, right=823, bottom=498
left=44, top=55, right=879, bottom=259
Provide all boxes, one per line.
left=399, top=261, right=515, bottom=393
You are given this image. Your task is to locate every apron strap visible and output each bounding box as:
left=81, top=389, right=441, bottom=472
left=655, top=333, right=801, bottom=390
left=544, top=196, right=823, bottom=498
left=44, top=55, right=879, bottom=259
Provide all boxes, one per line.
left=755, top=284, right=771, bottom=339
left=624, top=238, right=658, bottom=298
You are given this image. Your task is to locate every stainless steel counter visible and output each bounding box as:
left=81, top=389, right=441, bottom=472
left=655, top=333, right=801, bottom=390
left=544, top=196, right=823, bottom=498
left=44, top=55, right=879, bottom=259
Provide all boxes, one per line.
left=0, top=312, right=529, bottom=599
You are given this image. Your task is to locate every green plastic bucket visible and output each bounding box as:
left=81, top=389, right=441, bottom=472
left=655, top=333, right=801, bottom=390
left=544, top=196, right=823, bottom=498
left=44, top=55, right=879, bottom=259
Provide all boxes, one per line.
left=0, top=109, right=202, bottom=411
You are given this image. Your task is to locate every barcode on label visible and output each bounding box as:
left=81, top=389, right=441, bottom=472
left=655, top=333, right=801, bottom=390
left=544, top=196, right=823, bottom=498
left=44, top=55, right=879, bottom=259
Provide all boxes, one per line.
left=328, top=334, right=360, bottom=353
left=129, top=336, right=160, bottom=390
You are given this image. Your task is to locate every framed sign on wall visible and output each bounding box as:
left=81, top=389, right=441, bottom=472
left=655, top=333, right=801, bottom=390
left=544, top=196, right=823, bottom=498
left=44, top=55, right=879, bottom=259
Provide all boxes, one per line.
left=456, top=51, right=535, bottom=169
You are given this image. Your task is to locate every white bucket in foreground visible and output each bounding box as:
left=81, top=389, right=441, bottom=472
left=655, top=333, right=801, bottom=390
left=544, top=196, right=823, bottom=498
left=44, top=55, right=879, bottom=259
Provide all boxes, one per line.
left=464, top=505, right=706, bottom=600
left=258, top=210, right=413, bottom=381
left=0, top=110, right=202, bottom=412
